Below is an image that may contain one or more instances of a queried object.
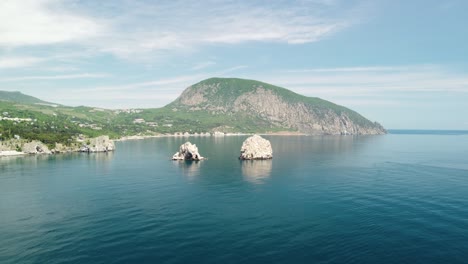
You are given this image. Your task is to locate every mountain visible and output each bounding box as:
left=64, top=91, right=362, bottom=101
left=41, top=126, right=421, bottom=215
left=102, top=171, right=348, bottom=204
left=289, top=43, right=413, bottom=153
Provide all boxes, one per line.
left=0, top=91, right=56, bottom=105
left=0, top=77, right=385, bottom=146
left=164, top=78, right=385, bottom=135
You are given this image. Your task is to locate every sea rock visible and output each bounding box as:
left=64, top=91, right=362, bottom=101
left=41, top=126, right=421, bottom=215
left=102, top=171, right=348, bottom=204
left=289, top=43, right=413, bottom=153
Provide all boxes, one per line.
left=80, top=136, right=115, bottom=153
left=239, top=135, right=273, bottom=160
left=22, top=141, right=52, bottom=154
left=213, top=131, right=225, bottom=137
left=172, top=142, right=204, bottom=161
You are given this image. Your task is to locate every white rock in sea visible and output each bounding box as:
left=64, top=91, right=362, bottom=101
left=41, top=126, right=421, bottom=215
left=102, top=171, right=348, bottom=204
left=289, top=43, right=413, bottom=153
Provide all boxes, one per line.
left=213, top=131, right=225, bottom=137
left=239, top=135, right=273, bottom=160
left=172, top=142, right=204, bottom=161
left=80, top=136, right=115, bottom=153
left=22, top=141, right=52, bottom=154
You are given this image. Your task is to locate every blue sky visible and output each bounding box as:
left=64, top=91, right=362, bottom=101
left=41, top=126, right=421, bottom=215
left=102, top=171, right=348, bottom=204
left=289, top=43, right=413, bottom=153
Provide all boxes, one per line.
left=0, top=0, right=467, bottom=129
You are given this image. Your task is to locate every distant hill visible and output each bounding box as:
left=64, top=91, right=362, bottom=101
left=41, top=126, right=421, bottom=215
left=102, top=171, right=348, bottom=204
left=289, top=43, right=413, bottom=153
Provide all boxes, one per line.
left=0, top=91, right=56, bottom=106
left=164, top=78, right=385, bottom=135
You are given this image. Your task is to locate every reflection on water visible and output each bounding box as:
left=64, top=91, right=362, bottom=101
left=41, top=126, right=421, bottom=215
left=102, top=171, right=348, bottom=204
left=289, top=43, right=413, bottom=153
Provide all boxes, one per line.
left=272, top=136, right=358, bottom=156
left=83, top=151, right=114, bottom=163
left=173, top=160, right=202, bottom=177
left=0, top=152, right=115, bottom=175
left=269, top=135, right=379, bottom=168
left=241, top=160, right=272, bottom=184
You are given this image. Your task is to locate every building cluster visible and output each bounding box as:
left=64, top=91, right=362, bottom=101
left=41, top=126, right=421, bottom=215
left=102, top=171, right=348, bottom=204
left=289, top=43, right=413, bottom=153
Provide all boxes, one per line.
left=114, top=109, right=143, bottom=114
left=0, top=117, right=34, bottom=122
left=132, top=118, right=159, bottom=127
left=77, top=123, right=102, bottom=130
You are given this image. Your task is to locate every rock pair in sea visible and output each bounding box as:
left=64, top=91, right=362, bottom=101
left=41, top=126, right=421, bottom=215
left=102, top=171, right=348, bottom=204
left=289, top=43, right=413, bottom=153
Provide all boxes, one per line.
left=172, top=134, right=273, bottom=161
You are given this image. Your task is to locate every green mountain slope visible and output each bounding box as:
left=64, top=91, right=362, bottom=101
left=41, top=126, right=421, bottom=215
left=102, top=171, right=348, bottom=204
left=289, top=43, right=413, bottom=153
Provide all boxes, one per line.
left=0, top=91, right=55, bottom=105
left=159, top=77, right=385, bottom=135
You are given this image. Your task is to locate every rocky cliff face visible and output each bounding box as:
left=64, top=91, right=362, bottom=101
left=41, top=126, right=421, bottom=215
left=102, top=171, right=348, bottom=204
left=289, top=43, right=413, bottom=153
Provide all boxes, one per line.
left=80, top=136, right=115, bottom=153
left=22, top=141, right=52, bottom=154
left=170, top=78, right=386, bottom=135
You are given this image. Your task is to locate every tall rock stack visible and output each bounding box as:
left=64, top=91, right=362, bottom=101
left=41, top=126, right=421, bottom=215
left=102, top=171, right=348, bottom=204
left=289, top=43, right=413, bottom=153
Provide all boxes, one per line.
left=239, top=135, right=273, bottom=160
left=172, top=142, right=204, bottom=161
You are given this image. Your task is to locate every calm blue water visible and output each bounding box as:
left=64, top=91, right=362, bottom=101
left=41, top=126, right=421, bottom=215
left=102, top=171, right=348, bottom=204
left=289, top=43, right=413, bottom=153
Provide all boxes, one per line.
left=389, top=129, right=468, bottom=135
left=1, top=133, right=468, bottom=264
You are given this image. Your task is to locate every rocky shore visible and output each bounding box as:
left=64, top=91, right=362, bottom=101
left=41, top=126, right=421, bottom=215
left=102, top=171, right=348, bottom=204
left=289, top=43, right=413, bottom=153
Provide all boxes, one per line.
left=79, top=136, right=115, bottom=153
left=0, top=150, right=26, bottom=156
left=116, top=131, right=307, bottom=142
left=0, top=135, right=115, bottom=157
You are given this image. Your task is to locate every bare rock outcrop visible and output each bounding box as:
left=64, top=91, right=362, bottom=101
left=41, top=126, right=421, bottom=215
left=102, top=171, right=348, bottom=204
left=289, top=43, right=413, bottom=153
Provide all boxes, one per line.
left=233, top=87, right=385, bottom=135
left=239, top=135, right=273, bottom=160
left=80, top=136, right=115, bottom=153
left=22, top=141, right=52, bottom=154
left=172, top=142, right=204, bottom=161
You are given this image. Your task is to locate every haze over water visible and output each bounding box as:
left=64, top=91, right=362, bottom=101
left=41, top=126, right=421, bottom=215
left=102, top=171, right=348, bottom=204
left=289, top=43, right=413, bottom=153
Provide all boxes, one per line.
left=1, top=132, right=468, bottom=263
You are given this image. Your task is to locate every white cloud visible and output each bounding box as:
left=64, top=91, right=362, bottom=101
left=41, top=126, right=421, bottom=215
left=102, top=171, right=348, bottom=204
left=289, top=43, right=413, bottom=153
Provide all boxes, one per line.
left=0, top=73, right=110, bottom=82
left=39, top=65, right=249, bottom=108
left=6, top=64, right=467, bottom=111
left=284, top=65, right=438, bottom=73
left=0, top=56, right=43, bottom=68
left=47, top=91, right=181, bottom=109
left=0, top=0, right=359, bottom=58
left=75, top=74, right=207, bottom=94
left=216, top=65, right=249, bottom=75
left=331, top=99, right=402, bottom=107
left=0, top=0, right=104, bottom=46
left=0, top=51, right=97, bottom=72
left=265, top=65, right=468, bottom=94
left=191, top=61, right=216, bottom=71
left=100, top=1, right=354, bottom=58
left=41, top=66, right=80, bottom=72
left=242, top=65, right=468, bottom=107
left=74, top=65, right=248, bottom=93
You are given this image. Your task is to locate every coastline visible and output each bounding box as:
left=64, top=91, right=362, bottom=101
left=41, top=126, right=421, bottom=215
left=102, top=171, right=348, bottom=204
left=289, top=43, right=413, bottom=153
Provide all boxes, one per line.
left=0, top=150, right=27, bottom=157
left=0, top=131, right=379, bottom=156
left=116, top=131, right=309, bottom=142
left=0, top=135, right=115, bottom=157
left=115, top=129, right=388, bottom=142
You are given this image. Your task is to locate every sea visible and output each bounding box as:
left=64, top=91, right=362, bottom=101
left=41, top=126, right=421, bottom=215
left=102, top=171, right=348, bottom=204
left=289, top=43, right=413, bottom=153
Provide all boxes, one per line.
left=1, top=130, right=468, bottom=264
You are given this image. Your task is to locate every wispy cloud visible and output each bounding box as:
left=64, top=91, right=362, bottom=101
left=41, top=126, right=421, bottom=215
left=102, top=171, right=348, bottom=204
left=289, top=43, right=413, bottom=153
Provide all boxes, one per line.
left=191, top=61, right=216, bottom=71
left=41, top=66, right=80, bottom=72
left=76, top=65, right=248, bottom=93
left=267, top=65, right=468, bottom=93
left=0, top=0, right=360, bottom=59
left=250, top=65, right=468, bottom=107
left=0, top=56, right=43, bottom=68
left=0, top=73, right=110, bottom=82
left=77, top=74, right=208, bottom=93
left=216, top=65, right=249, bottom=75
left=283, top=65, right=439, bottom=73
left=100, top=0, right=356, bottom=58
left=44, top=65, right=249, bottom=108
left=0, top=0, right=104, bottom=47
left=332, top=99, right=402, bottom=106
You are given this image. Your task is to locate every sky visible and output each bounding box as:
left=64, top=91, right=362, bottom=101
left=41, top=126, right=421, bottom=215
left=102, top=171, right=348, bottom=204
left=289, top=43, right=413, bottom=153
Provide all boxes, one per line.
left=0, top=0, right=467, bottom=130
